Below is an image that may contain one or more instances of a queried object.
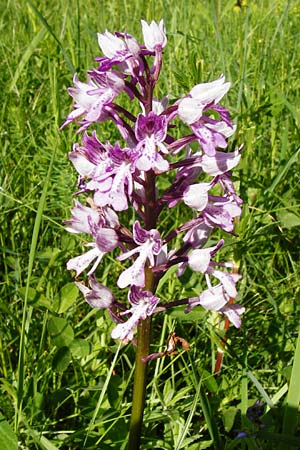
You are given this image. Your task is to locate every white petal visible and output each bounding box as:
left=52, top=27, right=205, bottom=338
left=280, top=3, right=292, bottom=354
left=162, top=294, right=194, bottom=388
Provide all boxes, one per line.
left=67, top=247, right=101, bottom=277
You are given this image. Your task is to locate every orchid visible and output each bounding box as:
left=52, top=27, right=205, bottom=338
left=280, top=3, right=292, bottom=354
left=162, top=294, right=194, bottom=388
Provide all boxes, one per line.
left=62, top=19, right=243, bottom=448
left=63, top=18, right=243, bottom=342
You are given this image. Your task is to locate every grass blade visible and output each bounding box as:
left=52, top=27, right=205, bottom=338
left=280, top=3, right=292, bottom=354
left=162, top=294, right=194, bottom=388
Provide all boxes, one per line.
left=9, top=26, right=47, bottom=93
left=27, top=1, right=75, bottom=75
left=84, top=343, right=122, bottom=447
left=281, top=327, right=300, bottom=444
left=16, top=145, right=57, bottom=430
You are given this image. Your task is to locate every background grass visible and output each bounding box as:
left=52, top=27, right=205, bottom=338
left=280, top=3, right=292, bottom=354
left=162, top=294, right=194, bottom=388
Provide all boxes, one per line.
left=1, top=0, right=300, bottom=449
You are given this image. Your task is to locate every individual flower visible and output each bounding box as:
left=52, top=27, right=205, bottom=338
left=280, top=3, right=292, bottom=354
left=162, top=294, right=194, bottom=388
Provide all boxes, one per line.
left=187, top=239, right=241, bottom=291
left=61, top=71, right=125, bottom=131
left=76, top=275, right=114, bottom=309
left=141, top=19, right=167, bottom=52
left=183, top=181, right=213, bottom=211
left=68, top=131, right=109, bottom=179
left=186, top=284, right=245, bottom=328
left=191, top=119, right=236, bottom=156
left=135, top=112, right=169, bottom=172
left=69, top=133, right=138, bottom=211
left=97, top=30, right=142, bottom=75
left=117, top=221, right=162, bottom=288
left=111, top=286, right=160, bottom=342
left=200, top=148, right=242, bottom=176
left=67, top=227, right=118, bottom=277
left=87, top=143, right=138, bottom=211
left=177, top=75, right=231, bottom=125
left=64, top=200, right=104, bottom=235
left=98, top=30, right=124, bottom=57
left=201, top=195, right=242, bottom=233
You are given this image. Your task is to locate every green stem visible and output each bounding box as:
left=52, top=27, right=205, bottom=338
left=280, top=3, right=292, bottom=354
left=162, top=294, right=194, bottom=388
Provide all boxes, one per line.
left=127, top=316, right=151, bottom=450
left=128, top=169, right=157, bottom=449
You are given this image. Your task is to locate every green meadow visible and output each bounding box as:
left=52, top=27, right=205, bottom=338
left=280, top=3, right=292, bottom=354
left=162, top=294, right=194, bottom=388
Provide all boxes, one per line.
left=1, top=0, right=300, bottom=448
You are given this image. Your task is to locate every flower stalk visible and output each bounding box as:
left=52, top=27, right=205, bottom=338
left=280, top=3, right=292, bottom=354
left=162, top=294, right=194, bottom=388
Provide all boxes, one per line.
left=128, top=316, right=151, bottom=450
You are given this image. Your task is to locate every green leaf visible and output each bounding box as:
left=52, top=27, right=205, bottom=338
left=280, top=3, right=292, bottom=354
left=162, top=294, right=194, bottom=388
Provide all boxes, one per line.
left=282, top=327, right=300, bottom=439
left=202, top=369, right=219, bottom=394
left=0, top=416, right=18, bottom=450
left=53, top=282, right=78, bottom=314
left=222, top=407, right=238, bottom=432
left=277, top=211, right=300, bottom=229
left=9, top=26, right=47, bottom=92
left=47, top=317, right=74, bottom=347
left=52, top=346, right=72, bottom=373
left=27, top=428, right=60, bottom=450
left=168, top=305, right=206, bottom=322
left=18, top=286, right=38, bottom=303
left=69, top=339, right=91, bottom=359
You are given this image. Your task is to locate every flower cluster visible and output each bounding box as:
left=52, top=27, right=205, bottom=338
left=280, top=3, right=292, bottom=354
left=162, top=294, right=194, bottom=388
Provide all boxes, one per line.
left=62, top=20, right=244, bottom=345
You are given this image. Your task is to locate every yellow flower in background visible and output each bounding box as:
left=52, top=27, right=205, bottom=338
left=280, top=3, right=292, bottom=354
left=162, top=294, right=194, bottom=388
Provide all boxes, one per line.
left=233, top=0, right=247, bottom=11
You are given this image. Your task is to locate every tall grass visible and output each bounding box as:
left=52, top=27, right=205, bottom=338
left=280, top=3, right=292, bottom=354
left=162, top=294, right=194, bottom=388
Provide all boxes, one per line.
left=1, top=0, right=300, bottom=448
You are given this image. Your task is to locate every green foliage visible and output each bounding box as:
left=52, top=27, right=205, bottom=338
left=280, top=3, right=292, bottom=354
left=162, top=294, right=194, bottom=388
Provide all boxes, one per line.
left=1, top=0, right=300, bottom=448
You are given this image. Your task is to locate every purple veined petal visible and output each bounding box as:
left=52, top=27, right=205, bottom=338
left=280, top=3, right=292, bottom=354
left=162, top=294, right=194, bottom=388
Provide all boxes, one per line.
left=93, top=179, right=128, bottom=212
left=199, top=285, right=228, bottom=311
left=128, top=286, right=159, bottom=311
left=141, top=19, right=167, bottom=52
left=221, top=304, right=245, bottom=328
left=204, top=209, right=233, bottom=232
left=218, top=174, right=243, bottom=207
left=90, top=177, right=113, bottom=195
left=111, top=312, right=138, bottom=342
left=69, top=131, right=109, bottom=178
left=210, top=269, right=241, bottom=298
left=203, top=198, right=242, bottom=232
left=76, top=275, right=114, bottom=309
left=183, top=182, right=211, bottom=211
left=132, top=220, right=149, bottom=244
left=67, top=246, right=103, bottom=277
left=201, top=148, right=241, bottom=176
left=65, top=200, right=102, bottom=235
left=206, top=120, right=237, bottom=138
left=183, top=221, right=213, bottom=247
left=95, top=228, right=118, bottom=252
left=111, top=287, right=160, bottom=341
left=192, top=125, right=228, bottom=156
left=135, top=112, right=168, bottom=142
left=117, top=254, right=146, bottom=288
left=189, top=75, right=231, bottom=104
left=221, top=200, right=242, bottom=219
